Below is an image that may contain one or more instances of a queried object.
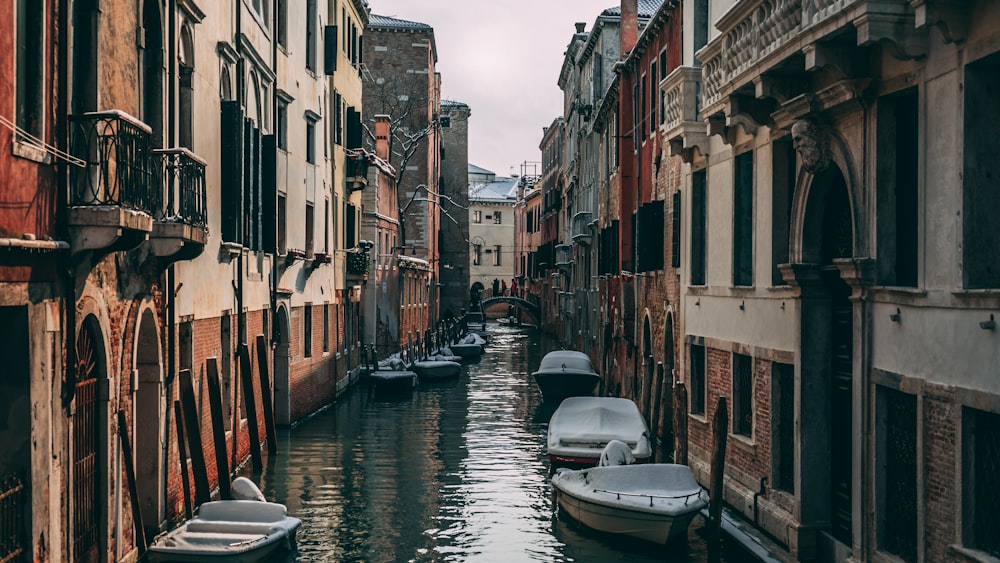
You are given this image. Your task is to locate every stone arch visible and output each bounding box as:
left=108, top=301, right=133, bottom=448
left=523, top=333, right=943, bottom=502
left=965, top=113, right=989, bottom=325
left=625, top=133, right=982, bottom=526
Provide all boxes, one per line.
left=272, top=304, right=291, bottom=426
left=246, top=71, right=262, bottom=126
left=133, top=302, right=164, bottom=533
left=789, top=127, right=863, bottom=265
left=220, top=64, right=233, bottom=101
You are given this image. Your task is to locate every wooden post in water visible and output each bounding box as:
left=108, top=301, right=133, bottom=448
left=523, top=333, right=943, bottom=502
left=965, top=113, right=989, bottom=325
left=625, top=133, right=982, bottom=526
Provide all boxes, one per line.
left=173, top=400, right=192, bottom=519
left=674, top=381, right=688, bottom=465
left=239, top=342, right=264, bottom=471
left=205, top=358, right=231, bottom=500
left=642, top=355, right=654, bottom=430
left=708, top=396, right=729, bottom=558
left=116, top=410, right=146, bottom=554
left=255, top=335, right=278, bottom=456
left=178, top=369, right=211, bottom=506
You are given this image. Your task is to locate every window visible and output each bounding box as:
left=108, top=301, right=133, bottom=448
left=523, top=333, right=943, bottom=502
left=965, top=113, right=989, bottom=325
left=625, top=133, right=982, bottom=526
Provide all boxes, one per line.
left=650, top=61, right=657, bottom=135
left=877, top=88, right=919, bottom=287
left=963, top=408, right=1000, bottom=557
left=640, top=74, right=647, bottom=140
left=473, top=210, right=482, bottom=224
left=440, top=116, right=451, bottom=128
left=324, top=199, right=330, bottom=253
left=732, top=353, right=753, bottom=437
left=305, top=203, right=314, bottom=255
left=672, top=191, right=682, bottom=268
left=493, top=211, right=502, bottom=224
left=877, top=387, right=917, bottom=560
left=964, top=52, right=1000, bottom=288
left=277, top=194, right=287, bottom=254
left=689, top=344, right=705, bottom=415
left=323, top=304, right=330, bottom=353
left=691, top=170, right=707, bottom=285
left=772, top=138, right=794, bottom=285
left=733, top=150, right=754, bottom=286
left=772, top=362, right=794, bottom=493
left=16, top=1, right=44, bottom=140
left=636, top=201, right=665, bottom=273
left=303, top=305, right=313, bottom=357
left=276, top=0, right=287, bottom=49
left=276, top=102, right=288, bottom=150
left=473, top=244, right=482, bottom=266
left=305, top=0, right=317, bottom=71
left=493, top=245, right=502, bottom=266
left=306, top=121, right=315, bottom=164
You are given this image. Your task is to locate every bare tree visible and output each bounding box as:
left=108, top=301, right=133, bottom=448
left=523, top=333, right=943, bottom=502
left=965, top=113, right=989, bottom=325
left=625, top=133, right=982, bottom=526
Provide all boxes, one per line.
left=363, top=75, right=435, bottom=190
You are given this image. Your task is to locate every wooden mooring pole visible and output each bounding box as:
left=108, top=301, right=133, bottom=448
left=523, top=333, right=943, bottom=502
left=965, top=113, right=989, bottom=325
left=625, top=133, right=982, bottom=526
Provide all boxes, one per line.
left=205, top=358, right=231, bottom=500
left=709, top=396, right=729, bottom=559
left=255, top=335, right=278, bottom=456
left=173, top=401, right=192, bottom=519
left=239, top=342, right=264, bottom=471
left=116, top=410, right=146, bottom=555
left=178, top=369, right=211, bottom=505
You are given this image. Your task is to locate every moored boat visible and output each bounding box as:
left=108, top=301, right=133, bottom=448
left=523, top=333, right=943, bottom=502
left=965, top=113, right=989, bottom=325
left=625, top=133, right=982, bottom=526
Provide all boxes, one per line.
left=147, top=479, right=301, bottom=563
left=551, top=461, right=708, bottom=545
left=368, top=369, right=418, bottom=393
left=546, top=397, right=652, bottom=467
left=531, top=350, right=600, bottom=402
left=412, top=359, right=462, bottom=381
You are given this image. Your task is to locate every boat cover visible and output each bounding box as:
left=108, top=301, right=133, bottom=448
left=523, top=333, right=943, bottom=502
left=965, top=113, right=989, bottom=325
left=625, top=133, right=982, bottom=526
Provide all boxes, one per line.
left=368, top=370, right=417, bottom=382
left=551, top=464, right=708, bottom=517
left=547, top=397, right=651, bottom=459
left=598, top=440, right=636, bottom=466
left=148, top=501, right=301, bottom=559
left=534, top=350, right=597, bottom=376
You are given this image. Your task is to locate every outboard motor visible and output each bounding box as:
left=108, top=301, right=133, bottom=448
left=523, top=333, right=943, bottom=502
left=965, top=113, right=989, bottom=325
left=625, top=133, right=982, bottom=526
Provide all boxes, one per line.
left=231, top=476, right=267, bottom=501
left=598, top=439, right=636, bottom=467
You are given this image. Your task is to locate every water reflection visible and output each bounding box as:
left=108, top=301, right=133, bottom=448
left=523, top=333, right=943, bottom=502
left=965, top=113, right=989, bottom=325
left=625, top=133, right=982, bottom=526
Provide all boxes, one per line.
left=257, top=324, right=753, bottom=562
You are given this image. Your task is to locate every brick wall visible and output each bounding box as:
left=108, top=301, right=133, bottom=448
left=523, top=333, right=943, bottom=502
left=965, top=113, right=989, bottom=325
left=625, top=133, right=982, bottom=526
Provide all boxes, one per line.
left=923, top=382, right=957, bottom=561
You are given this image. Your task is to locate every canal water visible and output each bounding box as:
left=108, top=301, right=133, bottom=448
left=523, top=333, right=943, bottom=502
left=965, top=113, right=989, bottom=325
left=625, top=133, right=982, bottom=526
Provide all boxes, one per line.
left=256, top=323, right=755, bottom=562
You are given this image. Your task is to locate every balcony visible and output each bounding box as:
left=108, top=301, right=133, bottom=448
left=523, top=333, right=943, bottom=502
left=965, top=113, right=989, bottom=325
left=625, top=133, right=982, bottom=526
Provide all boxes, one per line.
left=661, top=66, right=708, bottom=162
left=571, top=211, right=594, bottom=246
left=345, top=249, right=370, bottom=281
left=149, top=148, right=208, bottom=263
left=699, top=0, right=929, bottom=137
left=68, top=111, right=156, bottom=255
left=346, top=149, right=369, bottom=191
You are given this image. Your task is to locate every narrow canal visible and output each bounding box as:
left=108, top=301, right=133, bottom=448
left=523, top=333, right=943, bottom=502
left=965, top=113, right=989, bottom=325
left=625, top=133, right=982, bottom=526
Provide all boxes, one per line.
left=256, top=323, right=755, bottom=562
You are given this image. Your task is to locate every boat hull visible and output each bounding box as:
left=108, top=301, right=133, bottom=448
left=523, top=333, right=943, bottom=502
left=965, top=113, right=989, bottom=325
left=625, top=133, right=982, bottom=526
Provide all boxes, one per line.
left=368, top=370, right=417, bottom=393
left=533, top=372, right=599, bottom=402
left=550, top=464, right=707, bottom=545
left=554, top=486, right=698, bottom=545
left=449, top=343, right=483, bottom=358
left=412, top=360, right=462, bottom=381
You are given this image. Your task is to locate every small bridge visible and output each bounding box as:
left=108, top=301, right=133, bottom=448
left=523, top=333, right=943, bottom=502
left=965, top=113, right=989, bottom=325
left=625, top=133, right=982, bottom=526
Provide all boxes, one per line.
left=478, top=296, right=540, bottom=322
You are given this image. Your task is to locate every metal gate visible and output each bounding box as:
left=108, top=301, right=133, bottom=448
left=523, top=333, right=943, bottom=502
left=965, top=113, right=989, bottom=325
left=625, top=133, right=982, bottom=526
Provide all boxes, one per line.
left=73, top=324, right=100, bottom=561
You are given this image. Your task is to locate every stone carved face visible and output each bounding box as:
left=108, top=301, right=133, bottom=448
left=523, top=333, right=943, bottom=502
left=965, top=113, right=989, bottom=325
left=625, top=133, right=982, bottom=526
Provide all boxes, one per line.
left=791, top=118, right=830, bottom=174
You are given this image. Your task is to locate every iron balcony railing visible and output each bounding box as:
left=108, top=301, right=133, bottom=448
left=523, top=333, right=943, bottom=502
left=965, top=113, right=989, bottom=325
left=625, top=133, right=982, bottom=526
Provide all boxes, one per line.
left=69, top=110, right=158, bottom=214
left=153, top=148, right=207, bottom=227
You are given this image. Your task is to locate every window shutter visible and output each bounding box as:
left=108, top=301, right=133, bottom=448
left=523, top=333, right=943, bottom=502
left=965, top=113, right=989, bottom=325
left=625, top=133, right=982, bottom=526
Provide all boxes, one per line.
left=346, top=107, right=361, bottom=150
left=672, top=191, right=682, bottom=268
left=220, top=101, right=245, bottom=244
left=262, top=135, right=277, bottom=253
left=324, top=26, right=338, bottom=75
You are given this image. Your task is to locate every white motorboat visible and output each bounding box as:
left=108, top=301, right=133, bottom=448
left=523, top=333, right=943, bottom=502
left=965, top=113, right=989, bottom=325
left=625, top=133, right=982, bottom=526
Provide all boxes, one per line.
left=147, top=480, right=301, bottom=563
left=551, top=460, right=708, bottom=545
left=531, top=350, right=600, bottom=402
left=412, top=359, right=462, bottom=381
left=547, top=397, right=652, bottom=467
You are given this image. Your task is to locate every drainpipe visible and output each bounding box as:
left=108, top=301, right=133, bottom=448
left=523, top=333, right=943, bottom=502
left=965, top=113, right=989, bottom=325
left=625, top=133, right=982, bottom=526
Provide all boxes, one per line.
left=164, top=0, right=179, bottom=533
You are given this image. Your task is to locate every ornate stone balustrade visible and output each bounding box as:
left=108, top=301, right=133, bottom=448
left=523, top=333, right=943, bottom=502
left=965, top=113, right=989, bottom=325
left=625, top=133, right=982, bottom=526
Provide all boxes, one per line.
left=661, top=66, right=708, bottom=162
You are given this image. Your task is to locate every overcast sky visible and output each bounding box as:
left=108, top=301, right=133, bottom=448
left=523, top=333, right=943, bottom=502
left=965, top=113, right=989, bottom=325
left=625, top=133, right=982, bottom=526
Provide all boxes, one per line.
left=368, top=0, right=619, bottom=178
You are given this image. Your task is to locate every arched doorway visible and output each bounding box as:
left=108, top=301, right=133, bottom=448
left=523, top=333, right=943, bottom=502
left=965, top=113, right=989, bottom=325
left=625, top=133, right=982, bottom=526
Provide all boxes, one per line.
left=795, top=161, right=856, bottom=549
left=273, top=306, right=291, bottom=426
left=641, top=315, right=653, bottom=424
left=134, top=308, right=164, bottom=534
left=73, top=314, right=108, bottom=561
left=657, top=312, right=676, bottom=462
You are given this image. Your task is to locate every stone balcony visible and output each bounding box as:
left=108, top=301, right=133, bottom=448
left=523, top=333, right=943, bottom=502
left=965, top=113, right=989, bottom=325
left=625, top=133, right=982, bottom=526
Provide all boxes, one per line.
left=661, top=66, right=708, bottom=162
left=149, top=148, right=209, bottom=264
left=68, top=111, right=157, bottom=256
left=571, top=211, right=594, bottom=246
left=697, top=0, right=947, bottom=139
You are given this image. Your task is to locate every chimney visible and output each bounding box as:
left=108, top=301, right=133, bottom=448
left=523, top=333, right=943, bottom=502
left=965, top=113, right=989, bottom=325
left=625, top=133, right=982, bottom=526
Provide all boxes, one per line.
left=620, top=0, right=638, bottom=58
left=575, top=22, right=586, bottom=34
left=374, top=114, right=390, bottom=161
